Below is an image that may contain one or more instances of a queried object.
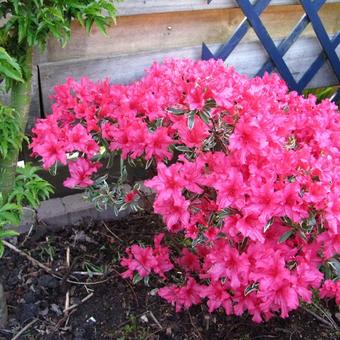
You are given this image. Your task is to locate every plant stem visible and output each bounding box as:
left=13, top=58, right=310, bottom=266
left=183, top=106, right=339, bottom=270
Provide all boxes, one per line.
left=0, top=48, right=33, bottom=199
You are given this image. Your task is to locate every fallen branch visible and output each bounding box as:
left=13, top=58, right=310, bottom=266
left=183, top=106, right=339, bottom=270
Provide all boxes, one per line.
left=63, top=293, right=94, bottom=313
left=3, top=240, right=53, bottom=274
left=3, top=240, right=114, bottom=286
left=11, top=318, right=38, bottom=340
left=72, top=271, right=104, bottom=276
left=103, top=222, right=123, bottom=243
left=64, top=247, right=70, bottom=313
left=301, top=306, right=337, bottom=330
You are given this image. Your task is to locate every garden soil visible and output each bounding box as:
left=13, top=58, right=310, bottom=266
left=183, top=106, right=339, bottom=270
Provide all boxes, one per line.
left=0, top=213, right=339, bottom=339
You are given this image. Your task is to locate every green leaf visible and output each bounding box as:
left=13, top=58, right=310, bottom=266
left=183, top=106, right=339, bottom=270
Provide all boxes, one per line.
left=187, top=111, right=196, bottom=130
left=94, top=17, right=107, bottom=35
left=198, top=110, right=211, bottom=125
left=278, top=230, right=294, bottom=243
left=0, top=48, right=24, bottom=82
left=174, top=145, right=192, bottom=153
left=0, top=241, right=4, bottom=257
left=0, top=211, right=21, bottom=225
left=0, top=229, right=19, bottom=239
left=85, top=18, right=94, bottom=33
left=167, top=108, right=185, bottom=115
left=133, top=272, right=143, bottom=285
left=18, top=16, right=28, bottom=43
left=244, top=282, right=259, bottom=296
left=263, top=217, right=274, bottom=233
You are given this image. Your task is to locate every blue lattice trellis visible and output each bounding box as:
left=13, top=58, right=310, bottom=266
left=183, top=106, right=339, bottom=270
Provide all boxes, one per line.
left=202, top=0, right=340, bottom=101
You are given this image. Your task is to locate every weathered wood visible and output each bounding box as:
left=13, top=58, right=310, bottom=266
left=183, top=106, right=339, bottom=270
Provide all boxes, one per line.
left=36, top=36, right=338, bottom=119
left=46, top=3, right=340, bottom=62
left=116, top=0, right=340, bottom=15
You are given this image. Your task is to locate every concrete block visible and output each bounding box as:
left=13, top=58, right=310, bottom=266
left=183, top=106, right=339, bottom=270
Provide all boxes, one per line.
left=37, top=197, right=69, bottom=227
left=61, top=193, right=100, bottom=225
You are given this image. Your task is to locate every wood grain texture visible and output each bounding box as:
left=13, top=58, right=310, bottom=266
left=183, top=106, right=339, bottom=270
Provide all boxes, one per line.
left=116, top=0, right=340, bottom=15
left=46, top=3, right=340, bottom=62
left=36, top=36, right=339, bottom=120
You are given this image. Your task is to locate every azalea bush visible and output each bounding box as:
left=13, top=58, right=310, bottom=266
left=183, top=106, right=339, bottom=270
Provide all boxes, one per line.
left=31, top=59, right=339, bottom=322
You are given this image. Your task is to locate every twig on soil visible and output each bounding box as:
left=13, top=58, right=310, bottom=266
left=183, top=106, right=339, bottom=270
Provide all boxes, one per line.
left=301, top=306, right=337, bottom=329
left=147, top=310, right=162, bottom=330
left=20, top=223, right=35, bottom=247
left=111, top=267, right=139, bottom=306
left=145, top=329, right=163, bottom=339
left=66, top=277, right=111, bottom=285
left=72, top=271, right=104, bottom=276
left=60, top=309, right=76, bottom=331
left=3, top=240, right=112, bottom=286
left=64, top=247, right=71, bottom=313
left=188, top=312, right=203, bottom=340
left=3, top=240, right=54, bottom=274
left=312, top=302, right=339, bottom=330
left=11, top=318, right=38, bottom=340
left=63, top=292, right=94, bottom=313
left=103, top=222, right=123, bottom=242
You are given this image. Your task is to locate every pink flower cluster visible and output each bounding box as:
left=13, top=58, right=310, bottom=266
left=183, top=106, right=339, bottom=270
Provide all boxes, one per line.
left=31, top=59, right=340, bottom=321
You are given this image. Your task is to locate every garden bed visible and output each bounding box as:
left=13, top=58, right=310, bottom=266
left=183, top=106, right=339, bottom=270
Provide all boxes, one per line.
left=0, top=213, right=339, bottom=339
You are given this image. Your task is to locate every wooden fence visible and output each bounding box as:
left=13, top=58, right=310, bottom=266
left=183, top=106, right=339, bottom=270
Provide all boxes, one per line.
left=24, top=0, right=339, bottom=130
left=3, top=0, right=340, bottom=196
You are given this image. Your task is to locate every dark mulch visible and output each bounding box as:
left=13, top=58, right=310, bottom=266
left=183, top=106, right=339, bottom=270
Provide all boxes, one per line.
left=0, top=213, right=339, bottom=339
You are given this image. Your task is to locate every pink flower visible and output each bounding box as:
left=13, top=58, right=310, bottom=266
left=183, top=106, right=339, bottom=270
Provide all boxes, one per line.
left=229, top=116, right=268, bottom=164
left=153, top=194, right=190, bottom=231
left=177, top=249, right=201, bottom=272
left=121, top=245, right=157, bottom=279
left=30, top=58, right=340, bottom=322
left=145, top=127, right=173, bottom=161
left=124, top=191, right=137, bottom=203
left=158, top=277, right=203, bottom=312
left=63, top=158, right=101, bottom=188
left=145, top=163, right=186, bottom=200
left=320, top=280, right=340, bottom=304
left=200, top=281, right=233, bottom=313
left=34, top=136, right=67, bottom=169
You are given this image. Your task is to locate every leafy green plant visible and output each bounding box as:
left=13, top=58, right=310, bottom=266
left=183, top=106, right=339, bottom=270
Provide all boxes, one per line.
left=9, top=164, right=54, bottom=208
left=0, top=164, right=53, bottom=257
left=0, top=47, right=24, bottom=90
left=0, top=193, right=21, bottom=256
left=0, top=103, right=24, bottom=159
left=0, top=0, right=121, bottom=198
left=304, top=86, right=338, bottom=103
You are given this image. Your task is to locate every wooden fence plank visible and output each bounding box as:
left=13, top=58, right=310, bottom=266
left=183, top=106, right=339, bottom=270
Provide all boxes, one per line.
left=46, top=3, right=340, bottom=62
left=36, top=36, right=338, bottom=120
left=116, top=0, right=340, bottom=15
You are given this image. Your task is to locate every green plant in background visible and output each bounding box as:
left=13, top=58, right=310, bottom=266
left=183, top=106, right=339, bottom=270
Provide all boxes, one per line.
left=304, top=86, right=339, bottom=104
left=9, top=164, right=54, bottom=208
left=0, top=0, right=121, bottom=198
left=0, top=193, right=21, bottom=256
left=0, top=103, right=24, bottom=161
left=0, top=2, right=120, bottom=325
left=0, top=164, right=53, bottom=256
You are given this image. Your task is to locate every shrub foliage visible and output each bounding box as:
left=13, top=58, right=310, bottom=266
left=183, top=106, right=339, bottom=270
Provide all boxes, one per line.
left=31, top=59, right=340, bottom=321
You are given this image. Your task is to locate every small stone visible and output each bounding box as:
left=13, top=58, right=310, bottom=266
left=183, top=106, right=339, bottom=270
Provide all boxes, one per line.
left=38, top=274, right=59, bottom=289
left=140, top=314, right=148, bottom=323
left=23, top=291, right=36, bottom=304
left=6, top=271, right=19, bottom=288
left=86, top=316, right=96, bottom=323
left=17, top=303, right=39, bottom=323
left=73, top=327, right=86, bottom=340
